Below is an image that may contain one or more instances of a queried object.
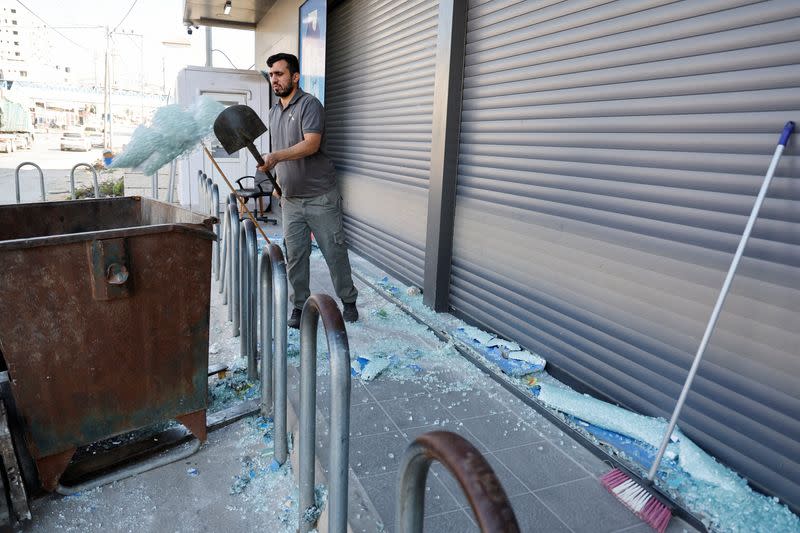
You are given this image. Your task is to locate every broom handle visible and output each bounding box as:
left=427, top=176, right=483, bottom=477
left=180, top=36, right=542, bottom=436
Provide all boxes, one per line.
left=203, top=144, right=272, bottom=244
left=647, top=121, right=795, bottom=481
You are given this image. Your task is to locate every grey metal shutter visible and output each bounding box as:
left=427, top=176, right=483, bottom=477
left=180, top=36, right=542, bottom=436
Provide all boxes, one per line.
left=451, top=0, right=800, bottom=510
left=326, top=0, right=440, bottom=287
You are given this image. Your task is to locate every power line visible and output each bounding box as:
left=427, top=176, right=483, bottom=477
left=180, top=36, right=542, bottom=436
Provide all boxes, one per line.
left=112, top=0, right=139, bottom=34
left=15, top=0, right=92, bottom=52
left=212, top=49, right=239, bottom=70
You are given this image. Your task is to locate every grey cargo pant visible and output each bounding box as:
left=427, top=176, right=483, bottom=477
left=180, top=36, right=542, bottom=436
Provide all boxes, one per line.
left=281, top=188, right=358, bottom=310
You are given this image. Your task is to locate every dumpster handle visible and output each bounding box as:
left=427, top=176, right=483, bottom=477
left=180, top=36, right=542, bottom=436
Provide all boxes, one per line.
left=259, top=242, right=288, bottom=465
left=240, top=219, right=258, bottom=379
left=299, top=294, right=351, bottom=533
left=14, top=162, right=45, bottom=203
left=396, top=431, right=520, bottom=533
left=69, top=163, right=99, bottom=199
left=56, top=436, right=201, bottom=495
left=228, top=197, right=241, bottom=335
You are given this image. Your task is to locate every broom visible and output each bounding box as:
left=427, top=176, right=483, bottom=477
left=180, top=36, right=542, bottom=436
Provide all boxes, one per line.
left=601, top=121, right=795, bottom=532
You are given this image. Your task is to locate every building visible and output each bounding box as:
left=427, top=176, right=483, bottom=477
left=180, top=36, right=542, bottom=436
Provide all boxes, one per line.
left=185, top=0, right=800, bottom=514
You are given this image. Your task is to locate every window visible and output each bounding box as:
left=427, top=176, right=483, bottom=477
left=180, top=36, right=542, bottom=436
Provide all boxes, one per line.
left=10, top=9, right=15, bottom=13
left=14, top=52, right=19, bottom=56
left=13, top=41, right=18, bottom=46
left=12, top=31, right=17, bottom=35
left=12, top=20, right=16, bottom=25
left=20, top=71, right=26, bottom=77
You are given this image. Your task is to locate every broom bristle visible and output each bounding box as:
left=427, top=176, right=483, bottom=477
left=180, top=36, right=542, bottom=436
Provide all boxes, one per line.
left=600, top=468, right=672, bottom=533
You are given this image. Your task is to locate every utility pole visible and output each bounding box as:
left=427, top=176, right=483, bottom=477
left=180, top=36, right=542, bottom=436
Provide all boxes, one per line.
left=205, top=27, right=212, bottom=67
left=103, top=26, right=110, bottom=150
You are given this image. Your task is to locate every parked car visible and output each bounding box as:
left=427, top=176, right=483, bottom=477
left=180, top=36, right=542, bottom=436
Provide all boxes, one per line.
left=84, top=127, right=104, bottom=148
left=60, top=131, right=91, bottom=151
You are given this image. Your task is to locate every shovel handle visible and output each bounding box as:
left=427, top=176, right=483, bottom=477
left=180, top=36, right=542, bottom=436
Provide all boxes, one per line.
left=246, top=143, right=282, bottom=197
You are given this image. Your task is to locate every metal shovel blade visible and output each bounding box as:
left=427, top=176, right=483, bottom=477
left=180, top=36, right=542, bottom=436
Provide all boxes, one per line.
left=213, top=105, right=267, bottom=155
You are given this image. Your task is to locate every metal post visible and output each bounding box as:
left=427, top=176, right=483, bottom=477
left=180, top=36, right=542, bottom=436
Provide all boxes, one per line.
left=396, top=431, right=520, bottom=533
left=205, top=176, right=213, bottom=214
left=70, top=163, right=99, bottom=199
left=212, top=183, right=220, bottom=279
left=166, top=159, right=176, bottom=203
left=259, top=243, right=288, bottom=464
left=14, top=162, right=45, bottom=203
left=220, top=196, right=229, bottom=298
left=152, top=171, right=159, bottom=199
left=229, top=200, right=241, bottom=335
left=299, top=294, right=351, bottom=533
left=240, top=219, right=258, bottom=380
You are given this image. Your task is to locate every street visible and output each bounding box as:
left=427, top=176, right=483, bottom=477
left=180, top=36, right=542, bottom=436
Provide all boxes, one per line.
left=0, top=132, right=130, bottom=205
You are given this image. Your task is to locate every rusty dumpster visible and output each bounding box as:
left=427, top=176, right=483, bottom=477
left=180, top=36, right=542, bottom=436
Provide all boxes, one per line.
left=0, top=196, right=216, bottom=491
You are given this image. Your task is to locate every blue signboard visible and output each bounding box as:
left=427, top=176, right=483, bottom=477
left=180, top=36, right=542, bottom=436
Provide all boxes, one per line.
left=298, top=0, right=327, bottom=105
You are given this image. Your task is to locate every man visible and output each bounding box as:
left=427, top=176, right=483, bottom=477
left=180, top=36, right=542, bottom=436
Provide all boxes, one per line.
left=258, top=52, right=358, bottom=328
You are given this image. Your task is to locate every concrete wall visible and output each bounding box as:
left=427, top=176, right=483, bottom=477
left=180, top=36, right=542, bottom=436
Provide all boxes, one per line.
left=254, top=0, right=305, bottom=68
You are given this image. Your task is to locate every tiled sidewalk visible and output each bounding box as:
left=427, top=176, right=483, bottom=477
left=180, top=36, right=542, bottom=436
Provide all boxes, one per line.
left=295, top=252, right=698, bottom=533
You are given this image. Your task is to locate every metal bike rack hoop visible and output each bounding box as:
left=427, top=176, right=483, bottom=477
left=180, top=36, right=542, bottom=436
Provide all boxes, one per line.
left=211, top=183, right=220, bottom=279
left=240, top=219, right=258, bottom=378
left=228, top=197, right=241, bottom=334
left=14, top=162, right=45, bottom=203
left=258, top=243, right=288, bottom=465
left=299, top=294, right=351, bottom=533
left=397, top=431, right=520, bottom=533
left=69, top=163, right=99, bottom=199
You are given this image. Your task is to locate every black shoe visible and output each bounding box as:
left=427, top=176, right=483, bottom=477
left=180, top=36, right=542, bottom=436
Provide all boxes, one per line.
left=342, top=302, right=358, bottom=323
left=288, top=308, right=302, bottom=329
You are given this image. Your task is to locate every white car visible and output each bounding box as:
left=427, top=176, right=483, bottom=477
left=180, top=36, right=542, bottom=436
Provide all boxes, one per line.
left=60, top=132, right=91, bottom=151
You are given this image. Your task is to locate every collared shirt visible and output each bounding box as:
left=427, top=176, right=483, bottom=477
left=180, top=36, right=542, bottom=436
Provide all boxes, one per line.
left=268, top=87, right=336, bottom=198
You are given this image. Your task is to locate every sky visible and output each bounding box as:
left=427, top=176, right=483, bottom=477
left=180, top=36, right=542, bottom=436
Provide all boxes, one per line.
left=18, top=0, right=254, bottom=93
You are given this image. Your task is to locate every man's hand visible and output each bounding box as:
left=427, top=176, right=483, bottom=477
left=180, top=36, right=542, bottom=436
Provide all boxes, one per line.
left=257, top=153, right=280, bottom=172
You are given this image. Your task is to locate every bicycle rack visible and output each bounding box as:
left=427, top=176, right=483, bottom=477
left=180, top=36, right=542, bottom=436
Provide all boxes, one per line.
left=14, top=162, right=45, bottom=203
left=240, top=219, right=258, bottom=379
left=298, top=294, right=351, bottom=533
left=228, top=196, right=241, bottom=335
left=69, top=163, right=99, bottom=199
left=258, top=242, right=289, bottom=465
left=396, top=431, right=520, bottom=533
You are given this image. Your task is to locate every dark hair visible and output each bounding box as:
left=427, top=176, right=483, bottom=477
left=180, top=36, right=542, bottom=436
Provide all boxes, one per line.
left=266, top=53, right=299, bottom=75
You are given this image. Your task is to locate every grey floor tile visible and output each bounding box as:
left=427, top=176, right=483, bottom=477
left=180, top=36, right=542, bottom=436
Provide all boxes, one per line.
left=401, top=419, right=486, bottom=453
left=613, top=514, right=699, bottom=533
left=349, top=402, right=396, bottom=438
left=433, top=451, right=529, bottom=512
left=508, top=493, right=571, bottom=533
left=494, top=441, right=589, bottom=491
left=536, top=477, right=643, bottom=533
left=359, top=470, right=461, bottom=530
left=461, top=412, right=545, bottom=451
left=381, top=395, right=450, bottom=429
left=349, top=431, right=408, bottom=477
left=423, top=509, right=480, bottom=533
left=362, top=377, right=427, bottom=401
left=438, top=388, right=509, bottom=420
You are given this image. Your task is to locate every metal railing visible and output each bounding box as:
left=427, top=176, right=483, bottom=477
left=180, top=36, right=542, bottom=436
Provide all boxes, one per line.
left=298, top=294, right=351, bottom=533
left=70, top=163, right=99, bottom=199
left=259, top=242, right=289, bottom=465
left=211, top=183, right=220, bottom=278
left=14, top=162, right=45, bottom=203
left=397, top=431, right=520, bottom=533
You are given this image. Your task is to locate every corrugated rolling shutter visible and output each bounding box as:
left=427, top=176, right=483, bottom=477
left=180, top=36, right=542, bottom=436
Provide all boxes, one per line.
left=451, top=0, right=800, bottom=509
left=326, top=0, right=440, bottom=287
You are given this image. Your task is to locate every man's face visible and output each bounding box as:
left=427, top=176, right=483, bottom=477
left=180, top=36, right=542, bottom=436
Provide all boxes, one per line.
left=269, top=60, right=298, bottom=97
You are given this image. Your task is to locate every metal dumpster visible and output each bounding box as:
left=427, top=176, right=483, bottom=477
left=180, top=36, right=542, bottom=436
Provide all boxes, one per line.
left=0, top=197, right=216, bottom=491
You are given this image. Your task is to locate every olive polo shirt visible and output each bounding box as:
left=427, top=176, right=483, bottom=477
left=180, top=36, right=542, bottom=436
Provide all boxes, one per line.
left=268, top=88, right=337, bottom=198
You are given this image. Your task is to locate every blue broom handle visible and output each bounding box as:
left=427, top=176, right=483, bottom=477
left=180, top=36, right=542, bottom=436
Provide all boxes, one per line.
left=647, top=121, right=795, bottom=481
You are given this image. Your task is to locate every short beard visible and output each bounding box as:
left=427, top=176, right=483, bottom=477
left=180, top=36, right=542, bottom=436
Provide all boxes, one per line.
left=275, top=79, right=294, bottom=97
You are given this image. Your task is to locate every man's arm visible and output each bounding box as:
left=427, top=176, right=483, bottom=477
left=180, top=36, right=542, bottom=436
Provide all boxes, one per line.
left=259, top=132, right=321, bottom=171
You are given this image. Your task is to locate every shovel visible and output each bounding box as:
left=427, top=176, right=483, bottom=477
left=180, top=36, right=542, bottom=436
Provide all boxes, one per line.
left=213, top=104, right=282, bottom=196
